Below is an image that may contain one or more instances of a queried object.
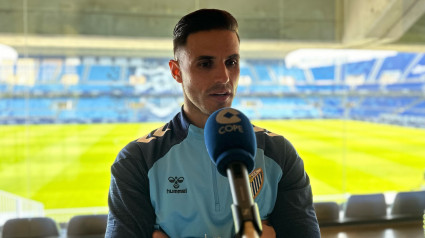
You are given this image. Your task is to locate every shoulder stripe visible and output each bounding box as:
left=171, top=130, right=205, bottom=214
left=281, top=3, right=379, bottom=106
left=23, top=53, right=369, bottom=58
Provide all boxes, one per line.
left=153, top=125, right=171, bottom=137
left=137, top=135, right=156, bottom=143
left=253, top=125, right=280, bottom=137
left=137, top=124, right=171, bottom=143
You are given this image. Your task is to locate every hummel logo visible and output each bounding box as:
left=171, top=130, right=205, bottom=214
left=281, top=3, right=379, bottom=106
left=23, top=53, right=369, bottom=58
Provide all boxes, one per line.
left=167, top=176, right=187, bottom=194
left=168, top=176, right=184, bottom=189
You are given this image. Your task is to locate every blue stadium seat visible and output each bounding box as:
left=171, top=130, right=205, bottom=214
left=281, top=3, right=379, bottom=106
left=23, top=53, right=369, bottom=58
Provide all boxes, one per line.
left=37, top=59, right=64, bottom=83
left=240, top=66, right=255, bottom=79
left=2, top=217, right=60, bottom=238
left=406, top=54, right=425, bottom=80
left=88, top=65, right=121, bottom=81
left=67, top=214, right=108, bottom=238
left=32, top=84, right=65, bottom=94
left=386, top=82, right=425, bottom=91
left=390, top=191, right=425, bottom=219
left=375, top=52, right=416, bottom=82
left=310, top=65, right=335, bottom=80
left=402, top=100, right=425, bottom=117
left=356, top=83, right=381, bottom=91
left=341, top=59, right=375, bottom=81
left=270, top=64, right=306, bottom=82
left=254, top=65, right=273, bottom=81
left=314, top=202, right=340, bottom=224
left=343, top=193, right=387, bottom=221
left=249, top=85, right=291, bottom=94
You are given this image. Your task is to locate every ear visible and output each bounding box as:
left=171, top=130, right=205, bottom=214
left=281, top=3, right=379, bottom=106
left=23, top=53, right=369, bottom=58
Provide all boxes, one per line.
left=169, top=60, right=182, bottom=83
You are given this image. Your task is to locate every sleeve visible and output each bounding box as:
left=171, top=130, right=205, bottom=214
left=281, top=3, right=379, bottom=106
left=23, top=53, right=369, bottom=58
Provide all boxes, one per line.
left=268, top=138, right=321, bottom=238
left=105, top=142, right=156, bottom=238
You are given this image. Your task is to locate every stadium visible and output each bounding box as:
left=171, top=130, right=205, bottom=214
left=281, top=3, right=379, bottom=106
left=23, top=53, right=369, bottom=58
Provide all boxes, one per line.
left=0, top=0, right=425, bottom=237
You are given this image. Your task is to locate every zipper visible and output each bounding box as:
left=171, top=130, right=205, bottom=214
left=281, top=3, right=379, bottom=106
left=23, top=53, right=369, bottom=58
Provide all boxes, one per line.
left=211, top=163, right=220, bottom=212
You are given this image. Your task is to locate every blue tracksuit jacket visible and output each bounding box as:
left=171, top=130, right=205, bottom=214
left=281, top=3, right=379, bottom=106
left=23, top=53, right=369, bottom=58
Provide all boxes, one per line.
left=106, top=109, right=320, bottom=237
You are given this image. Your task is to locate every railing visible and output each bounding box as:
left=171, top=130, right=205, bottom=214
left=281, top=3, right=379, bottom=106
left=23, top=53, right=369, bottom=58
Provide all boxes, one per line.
left=0, top=190, right=44, bottom=226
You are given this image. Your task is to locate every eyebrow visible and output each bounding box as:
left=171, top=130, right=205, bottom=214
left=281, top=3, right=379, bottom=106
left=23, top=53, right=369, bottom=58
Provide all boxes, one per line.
left=228, top=54, right=240, bottom=60
left=195, top=54, right=240, bottom=61
left=195, top=55, right=214, bottom=61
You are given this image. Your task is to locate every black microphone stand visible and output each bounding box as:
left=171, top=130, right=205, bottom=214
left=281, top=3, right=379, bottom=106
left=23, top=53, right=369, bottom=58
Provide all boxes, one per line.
left=227, top=162, right=262, bottom=238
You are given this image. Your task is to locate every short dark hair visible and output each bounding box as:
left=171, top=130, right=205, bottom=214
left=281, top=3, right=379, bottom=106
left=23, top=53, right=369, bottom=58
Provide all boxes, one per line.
left=172, top=9, right=239, bottom=56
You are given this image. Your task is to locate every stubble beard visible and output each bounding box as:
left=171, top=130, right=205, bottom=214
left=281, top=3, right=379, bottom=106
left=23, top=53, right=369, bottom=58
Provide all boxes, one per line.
left=182, top=87, right=233, bottom=120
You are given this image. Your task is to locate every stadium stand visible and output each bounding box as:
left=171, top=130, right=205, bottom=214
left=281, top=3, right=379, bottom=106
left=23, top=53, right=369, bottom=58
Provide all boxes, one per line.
left=405, top=53, right=425, bottom=80
left=0, top=53, right=424, bottom=126
left=375, top=52, right=416, bottom=84
left=254, top=64, right=273, bottom=82
left=386, top=82, right=425, bottom=91
left=240, top=65, right=255, bottom=83
left=87, top=65, right=121, bottom=82
left=355, top=83, right=383, bottom=92
left=310, top=65, right=335, bottom=81
left=402, top=100, right=425, bottom=117
left=341, top=59, right=375, bottom=84
left=270, top=63, right=306, bottom=83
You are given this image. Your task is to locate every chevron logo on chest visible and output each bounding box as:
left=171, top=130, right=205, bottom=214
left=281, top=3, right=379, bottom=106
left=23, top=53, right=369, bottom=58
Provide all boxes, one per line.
left=249, top=168, right=264, bottom=199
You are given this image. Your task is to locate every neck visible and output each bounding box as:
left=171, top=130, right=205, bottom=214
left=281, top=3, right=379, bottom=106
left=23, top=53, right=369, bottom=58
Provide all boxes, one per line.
left=182, top=106, right=208, bottom=129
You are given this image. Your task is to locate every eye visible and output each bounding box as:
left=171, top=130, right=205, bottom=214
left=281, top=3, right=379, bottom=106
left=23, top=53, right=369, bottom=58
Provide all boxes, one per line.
left=168, top=177, right=175, bottom=183
left=198, top=60, right=213, bottom=68
left=177, top=177, right=184, bottom=183
left=226, top=59, right=238, bottom=67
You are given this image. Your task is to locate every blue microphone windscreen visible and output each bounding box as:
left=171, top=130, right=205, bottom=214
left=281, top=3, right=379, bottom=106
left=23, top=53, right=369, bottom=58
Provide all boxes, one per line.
left=204, top=108, right=256, bottom=177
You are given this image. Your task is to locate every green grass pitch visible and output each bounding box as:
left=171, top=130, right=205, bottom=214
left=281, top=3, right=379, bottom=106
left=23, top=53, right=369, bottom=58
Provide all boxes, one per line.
left=0, top=119, right=424, bottom=209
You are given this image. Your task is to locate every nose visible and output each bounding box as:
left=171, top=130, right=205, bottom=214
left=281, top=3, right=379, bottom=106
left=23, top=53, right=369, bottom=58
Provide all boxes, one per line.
left=214, top=62, right=230, bottom=83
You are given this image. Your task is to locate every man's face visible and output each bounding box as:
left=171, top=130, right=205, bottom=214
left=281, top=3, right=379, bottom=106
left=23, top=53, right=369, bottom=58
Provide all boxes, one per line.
left=169, top=29, right=240, bottom=128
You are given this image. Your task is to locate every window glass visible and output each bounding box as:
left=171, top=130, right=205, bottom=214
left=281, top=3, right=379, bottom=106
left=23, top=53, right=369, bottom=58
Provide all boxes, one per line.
left=0, top=0, right=424, bottom=223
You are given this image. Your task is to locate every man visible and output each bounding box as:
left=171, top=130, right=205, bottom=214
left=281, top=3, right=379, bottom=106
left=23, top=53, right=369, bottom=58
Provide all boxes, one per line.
left=106, top=9, right=320, bottom=238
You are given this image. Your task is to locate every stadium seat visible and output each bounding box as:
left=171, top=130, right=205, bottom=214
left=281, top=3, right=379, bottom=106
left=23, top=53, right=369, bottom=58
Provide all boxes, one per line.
left=2, top=217, right=60, bottom=238
left=390, top=190, right=425, bottom=218
left=343, top=193, right=387, bottom=221
left=66, top=214, right=108, bottom=238
left=313, top=202, right=340, bottom=224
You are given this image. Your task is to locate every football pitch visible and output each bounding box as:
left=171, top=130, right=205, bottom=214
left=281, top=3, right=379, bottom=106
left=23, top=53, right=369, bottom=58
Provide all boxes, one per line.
left=0, top=119, right=424, bottom=209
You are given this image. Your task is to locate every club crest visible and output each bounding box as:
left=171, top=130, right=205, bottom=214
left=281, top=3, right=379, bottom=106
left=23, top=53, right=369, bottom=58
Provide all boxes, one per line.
left=249, top=168, right=264, bottom=199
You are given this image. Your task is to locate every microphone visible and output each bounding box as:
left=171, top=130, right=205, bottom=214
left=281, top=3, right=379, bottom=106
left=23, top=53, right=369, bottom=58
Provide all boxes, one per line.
left=204, top=108, right=262, bottom=238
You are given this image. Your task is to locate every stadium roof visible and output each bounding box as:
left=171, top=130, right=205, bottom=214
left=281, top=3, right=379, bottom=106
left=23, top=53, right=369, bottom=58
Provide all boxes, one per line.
left=0, top=0, right=424, bottom=58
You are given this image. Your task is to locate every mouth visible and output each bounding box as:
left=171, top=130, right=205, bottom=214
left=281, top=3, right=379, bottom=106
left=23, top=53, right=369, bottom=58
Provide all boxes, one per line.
left=209, top=91, right=232, bottom=101
left=211, top=91, right=230, bottom=96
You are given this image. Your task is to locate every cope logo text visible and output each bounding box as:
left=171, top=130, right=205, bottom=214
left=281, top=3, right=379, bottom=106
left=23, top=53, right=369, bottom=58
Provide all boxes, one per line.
left=218, top=124, right=244, bottom=134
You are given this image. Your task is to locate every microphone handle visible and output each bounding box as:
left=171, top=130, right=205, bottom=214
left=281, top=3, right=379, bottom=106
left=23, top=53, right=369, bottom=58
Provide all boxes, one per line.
left=241, top=221, right=260, bottom=238
left=227, top=163, right=262, bottom=237
left=227, top=162, right=254, bottom=207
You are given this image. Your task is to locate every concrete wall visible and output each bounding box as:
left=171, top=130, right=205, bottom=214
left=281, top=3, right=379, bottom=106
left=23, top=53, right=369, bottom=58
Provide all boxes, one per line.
left=0, top=0, right=337, bottom=41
